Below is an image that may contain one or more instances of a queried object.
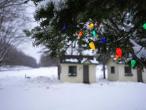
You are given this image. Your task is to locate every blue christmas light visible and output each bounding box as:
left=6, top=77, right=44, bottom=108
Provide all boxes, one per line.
left=101, top=37, right=106, bottom=44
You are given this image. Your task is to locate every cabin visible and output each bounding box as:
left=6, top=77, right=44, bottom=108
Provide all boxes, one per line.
left=107, top=59, right=146, bottom=83
left=58, top=55, right=98, bottom=83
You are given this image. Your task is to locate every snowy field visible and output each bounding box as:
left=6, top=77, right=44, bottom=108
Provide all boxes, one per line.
left=0, top=66, right=146, bottom=110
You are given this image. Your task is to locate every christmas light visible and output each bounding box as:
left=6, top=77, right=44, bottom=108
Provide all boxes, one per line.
left=61, top=23, right=67, bottom=32
left=115, top=48, right=122, bottom=60
left=143, top=23, right=146, bottom=30
left=78, top=31, right=83, bottom=37
left=88, top=23, right=94, bottom=30
left=101, top=37, right=106, bottom=44
left=89, top=42, right=96, bottom=50
left=130, top=59, right=137, bottom=68
left=91, top=30, right=97, bottom=37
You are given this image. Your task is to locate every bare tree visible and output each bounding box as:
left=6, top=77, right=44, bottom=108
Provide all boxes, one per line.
left=0, top=0, right=30, bottom=65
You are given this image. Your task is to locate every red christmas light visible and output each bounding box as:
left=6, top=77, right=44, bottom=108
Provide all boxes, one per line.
left=78, top=31, right=83, bottom=37
left=116, top=48, right=122, bottom=58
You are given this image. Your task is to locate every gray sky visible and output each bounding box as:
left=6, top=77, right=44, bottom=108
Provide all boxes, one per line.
left=18, top=38, right=43, bottom=64
left=18, top=1, right=43, bottom=63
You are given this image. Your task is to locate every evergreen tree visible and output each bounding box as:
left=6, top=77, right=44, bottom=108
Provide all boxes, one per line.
left=29, top=0, right=146, bottom=80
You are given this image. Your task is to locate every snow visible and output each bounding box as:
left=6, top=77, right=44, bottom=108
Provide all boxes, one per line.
left=82, top=49, right=97, bottom=56
left=130, top=39, right=146, bottom=59
left=90, top=57, right=99, bottom=64
left=65, top=58, right=78, bottom=63
left=0, top=65, right=32, bottom=71
left=0, top=67, right=57, bottom=79
left=0, top=66, right=146, bottom=110
left=65, top=57, right=99, bottom=64
left=96, top=65, right=108, bottom=80
left=36, top=0, right=64, bottom=11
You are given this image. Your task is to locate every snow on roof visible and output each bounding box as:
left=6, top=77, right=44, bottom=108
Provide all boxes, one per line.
left=64, top=57, right=98, bottom=64
left=81, top=57, right=99, bottom=64
left=65, top=58, right=78, bottom=63
left=90, top=57, right=99, bottom=64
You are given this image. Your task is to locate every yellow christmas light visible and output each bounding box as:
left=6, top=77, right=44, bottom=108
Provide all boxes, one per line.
left=89, top=42, right=96, bottom=50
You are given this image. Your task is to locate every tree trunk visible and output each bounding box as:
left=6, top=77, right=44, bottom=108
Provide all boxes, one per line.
left=103, top=63, right=106, bottom=79
left=103, top=54, right=106, bottom=79
left=57, top=58, right=61, bottom=80
left=137, top=65, right=143, bottom=82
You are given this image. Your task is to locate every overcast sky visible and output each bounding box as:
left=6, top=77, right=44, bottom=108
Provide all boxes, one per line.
left=18, top=2, right=43, bottom=63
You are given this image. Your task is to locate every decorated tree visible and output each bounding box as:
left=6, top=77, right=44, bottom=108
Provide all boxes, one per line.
left=29, top=0, right=146, bottom=81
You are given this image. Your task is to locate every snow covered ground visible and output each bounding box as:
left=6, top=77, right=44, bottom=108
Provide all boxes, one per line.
left=0, top=66, right=146, bottom=110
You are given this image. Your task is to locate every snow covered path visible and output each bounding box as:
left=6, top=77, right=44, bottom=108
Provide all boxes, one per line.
left=0, top=67, right=146, bottom=110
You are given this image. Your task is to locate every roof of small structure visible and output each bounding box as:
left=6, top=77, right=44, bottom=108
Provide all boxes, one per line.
left=60, top=55, right=99, bottom=65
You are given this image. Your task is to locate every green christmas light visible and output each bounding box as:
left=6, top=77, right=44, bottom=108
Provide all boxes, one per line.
left=91, top=30, right=97, bottom=37
left=143, top=23, right=146, bottom=30
left=130, top=59, right=137, bottom=68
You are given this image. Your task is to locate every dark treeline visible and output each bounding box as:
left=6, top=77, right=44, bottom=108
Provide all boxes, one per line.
left=0, top=41, right=38, bottom=68
left=39, top=54, right=58, bottom=67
